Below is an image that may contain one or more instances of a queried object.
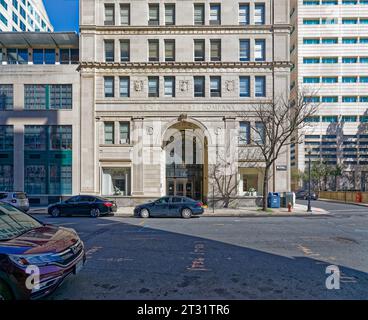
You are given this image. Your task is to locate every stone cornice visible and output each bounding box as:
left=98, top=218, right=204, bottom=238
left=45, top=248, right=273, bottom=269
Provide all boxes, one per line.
left=79, top=61, right=292, bottom=71
left=80, top=24, right=291, bottom=35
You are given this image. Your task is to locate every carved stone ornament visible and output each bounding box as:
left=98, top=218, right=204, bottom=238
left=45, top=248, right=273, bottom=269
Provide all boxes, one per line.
left=225, top=80, right=235, bottom=92
left=178, top=114, right=188, bottom=122
left=146, top=126, right=154, bottom=135
left=179, top=80, right=189, bottom=92
left=134, top=80, right=144, bottom=92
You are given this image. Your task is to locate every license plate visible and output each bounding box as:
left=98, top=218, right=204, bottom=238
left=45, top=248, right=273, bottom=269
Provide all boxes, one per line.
left=74, top=260, right=84, bottom=274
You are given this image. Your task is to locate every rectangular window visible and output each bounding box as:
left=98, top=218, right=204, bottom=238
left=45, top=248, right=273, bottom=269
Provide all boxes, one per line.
left=24, top=165, right=46, bottom=195
left=148, top=77, right=159, bottom=97
left=149, top=4, right=159, bottom=25
left=255, top=76, right=266, bottom=97
left=0, top=125, right=13, bottom=151
left=104, top=40, right=115, bottom=62
left=254, top=122, right=265, bottom=144
left=24, top=125, right=47, bottom=150
left=7, top=48, right=28, bottom=64
left=24, top=84, right=72, bottom=110
left=194, top=76, right=205, bottom=97
left=33, top=49, right=44, bottom=64
left=148, top=40, right=159, bottom=61
left=210, top=76, right=221, bottom=97
left=239, top=4, right=250, bottom=25
left=239, top=122, right=250, bottom=144
left=49, top=165, right=72, bottom=195
left=104, top=122, right=115, bottom=144
left=240, top=39, right=250, bottom=61
left=194, top=4, right=205, bottom=25
left=165, top=4, right=175, bottom=25
left=164, top=77, right=175, bottom=97
left=104, top=4, right=115, bottom=25
left=209, top=4, right=221, bottom=25
left=119, top=77, right=130, bottom=97
left=194, top=39, right=205, bottom=61
left=120, top=40, right=130, bottom=62
left=119, top=122, right=130, bottom=144
left=254, top=3, right=265, bottom=25
left=210, top=39, right=221, bottom=61
left=255, top=39, right=266, bottom=61
left=165, top=40, right=175, bottom=62
left=239, top=76, right=250, bottom=97
left=49, top=126, right=72, bottom=150
left=104, top=77, right=114, bottom=98
left=120, top=4, right=130, bottom=25
left=44, top=49, right=55, bottom=64
left=0, top=85, right=13, bottom=110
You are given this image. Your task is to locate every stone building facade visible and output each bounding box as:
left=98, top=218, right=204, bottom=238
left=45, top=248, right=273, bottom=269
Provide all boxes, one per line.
left=79, top=0, right=291, bottom=206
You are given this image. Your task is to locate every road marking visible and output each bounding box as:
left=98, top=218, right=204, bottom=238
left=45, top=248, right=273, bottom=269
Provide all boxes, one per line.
left=187, top=242, right=210, bottom=271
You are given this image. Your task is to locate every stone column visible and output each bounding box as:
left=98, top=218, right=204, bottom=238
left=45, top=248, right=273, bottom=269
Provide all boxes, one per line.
left=132, top=117, right=144, bottom=196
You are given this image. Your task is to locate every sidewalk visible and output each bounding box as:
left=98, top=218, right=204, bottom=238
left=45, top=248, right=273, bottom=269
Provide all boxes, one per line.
left=319, top=198, right=368, bottom=207
left=28, top=204, right=329, bottom=217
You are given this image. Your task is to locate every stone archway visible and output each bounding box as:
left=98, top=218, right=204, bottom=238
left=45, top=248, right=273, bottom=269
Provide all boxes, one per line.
left=162, top=120, right=208, bottom=202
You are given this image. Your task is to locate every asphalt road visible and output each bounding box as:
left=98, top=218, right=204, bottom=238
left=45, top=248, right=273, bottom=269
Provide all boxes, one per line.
left=35, top=200, right=368, bottom=300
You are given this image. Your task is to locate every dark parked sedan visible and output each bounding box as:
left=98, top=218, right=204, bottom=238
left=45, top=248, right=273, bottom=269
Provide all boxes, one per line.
left=295, top=190, right=318, bottom=200
left=134, top=196, right=205, bottom=219
left=0, top=202, right=86, bottom=300
left=48, top=195, right=117, bottom=218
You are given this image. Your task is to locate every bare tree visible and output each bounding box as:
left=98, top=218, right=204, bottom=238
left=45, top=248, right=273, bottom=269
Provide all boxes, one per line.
left=209, top=154, right=240, bottom=208
left=239, top=92, right=318, bottom=211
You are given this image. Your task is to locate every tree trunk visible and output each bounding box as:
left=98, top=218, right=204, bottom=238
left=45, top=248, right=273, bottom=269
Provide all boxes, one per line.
left=262, top=166, right=270, bottom=211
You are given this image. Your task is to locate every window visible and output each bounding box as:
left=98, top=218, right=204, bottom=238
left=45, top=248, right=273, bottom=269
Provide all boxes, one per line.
left=239, top=4, right=250, bottom=25
left=60, top=49, right=79, bottom=64
left=148, top=40, right=159, bottom=61
left=239, top=122, right=250, bottom=144
left=194, top=76, right=205, bottom=97
left=194, top=4, right=205, bottom=25
left=120, top=40, right=130, bottom=62
left=239, top=76, right=250, bottom=97
left=0, top=126, right=13, bottom=151
left=44, top=49, right=56, bottom=64
left=24, top=165, right=46, bottom=195
left=24, top=85, right=72, bottom=110
left=149, top=4, right=159, bottom=25
left=255, top=76, right=266, bottom=97
left=254, top=122, right=265, bottom=144
left=120, top=4, right=130, bottom=25
left=104, top=4, right=115, bottom=25
left=104, top=122, right=114, bottom=145
left=164, top=77, right=175, bottom=97
left=165, top=40, right=175, bottom=62
left=255, top=39, right=266, bottom=61
left=254, top=3, right=265, bottom=25
left=120, top=122, right=130, bottom=144
left=49, top=126, right=72, bottom=150
left=148, top=77, right=159, bottom=97
left=119, top=77, right=130, bottom=97
left=0, top=85, right=13, bottom=110
left=165, top=4, right=175, bottom=25
left=104, top=77, right=114, bottom=98
left=209, top=4, right=221, bottom=25
left=33, top=49, right=44, bottom=64
left=210, top=76, right=221, bottom=97
left=104, top=40, right=115, bottom=62
left=49, top=165, right=72, bottom=195
left=6, top=48, right=28, bottom=64
left=24, top=126, right=47, bottom=150
left=102, top=168, right=131, bottom=196
left=210, top=39, right=221, bottom=61
left=194, top=40, right=205, bottom=61
left=240, top=39, right=250, bottom=61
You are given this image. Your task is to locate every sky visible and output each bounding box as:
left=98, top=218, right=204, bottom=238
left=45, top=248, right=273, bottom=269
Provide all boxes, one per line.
left=43, top=0, right=79, bottom=32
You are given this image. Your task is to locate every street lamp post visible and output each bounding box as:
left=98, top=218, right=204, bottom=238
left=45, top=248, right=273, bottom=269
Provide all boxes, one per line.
left=307, top=149, right=312, bottom=212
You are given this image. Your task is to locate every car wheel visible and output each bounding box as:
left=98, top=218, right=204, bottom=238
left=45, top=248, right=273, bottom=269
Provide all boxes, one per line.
left=90, top=208, right=101, bottom=218
left=0, top=280, right=13, bottom=301
left=51, top=207, right=60, bottom=218
left=140, top=208, right=150, bottom=218
left=181, top=208, right=192, bottom=219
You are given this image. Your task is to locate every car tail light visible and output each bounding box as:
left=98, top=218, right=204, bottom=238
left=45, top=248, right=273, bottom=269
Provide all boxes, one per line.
left=195, top=202, right=204, bottom=207
left=103, top=202, right=113, bottom=207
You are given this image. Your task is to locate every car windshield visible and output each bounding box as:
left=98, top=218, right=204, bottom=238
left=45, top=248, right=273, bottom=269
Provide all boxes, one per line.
left=0, top=203, right=42, bottom=241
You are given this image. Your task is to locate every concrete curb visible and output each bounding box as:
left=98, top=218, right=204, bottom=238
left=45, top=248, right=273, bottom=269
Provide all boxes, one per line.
left=319, top=198, right=368, bottom=208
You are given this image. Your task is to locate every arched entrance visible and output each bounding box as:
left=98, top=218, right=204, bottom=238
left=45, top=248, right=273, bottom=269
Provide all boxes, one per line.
left=163, top=120, right=208, bottom=201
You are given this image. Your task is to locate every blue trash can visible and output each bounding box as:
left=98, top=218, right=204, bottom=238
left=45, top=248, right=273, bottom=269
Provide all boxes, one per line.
left=267, top=192, right=281, bottom=208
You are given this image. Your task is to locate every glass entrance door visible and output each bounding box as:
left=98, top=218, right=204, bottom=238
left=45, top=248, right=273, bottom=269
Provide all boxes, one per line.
left=166, top=178, right=200, bottom=200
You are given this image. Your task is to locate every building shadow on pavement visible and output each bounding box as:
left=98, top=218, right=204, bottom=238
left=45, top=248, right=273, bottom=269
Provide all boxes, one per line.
left=44, top=216, right=368, bottom=300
